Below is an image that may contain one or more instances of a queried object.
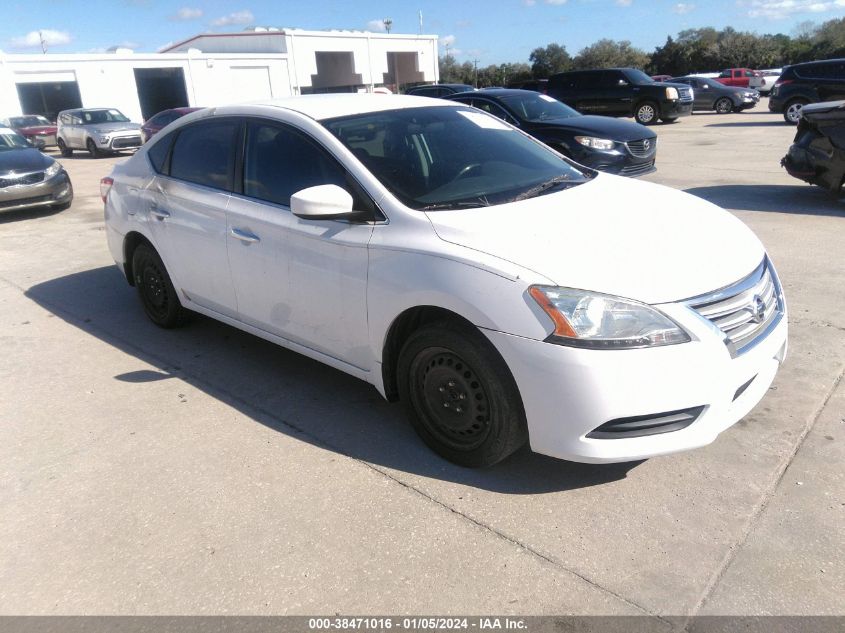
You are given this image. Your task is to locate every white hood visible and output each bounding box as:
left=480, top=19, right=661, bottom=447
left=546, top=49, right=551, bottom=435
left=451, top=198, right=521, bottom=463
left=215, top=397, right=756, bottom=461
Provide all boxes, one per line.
left=425, top=175, right=765, bottom=304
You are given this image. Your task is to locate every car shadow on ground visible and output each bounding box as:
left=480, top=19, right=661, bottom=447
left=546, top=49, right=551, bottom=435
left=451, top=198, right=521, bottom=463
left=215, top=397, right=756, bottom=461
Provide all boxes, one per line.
left=25, top=266, right=640, bottom=494
left=685, top=184, right=843, bottom=216
left=0, top=205, right=67, bottom=224
left=703, top=120, right=787, bottom=127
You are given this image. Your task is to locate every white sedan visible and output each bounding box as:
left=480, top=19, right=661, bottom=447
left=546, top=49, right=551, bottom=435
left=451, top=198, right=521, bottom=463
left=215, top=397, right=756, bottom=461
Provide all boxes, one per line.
left=102, top=95, right=787, bottom=467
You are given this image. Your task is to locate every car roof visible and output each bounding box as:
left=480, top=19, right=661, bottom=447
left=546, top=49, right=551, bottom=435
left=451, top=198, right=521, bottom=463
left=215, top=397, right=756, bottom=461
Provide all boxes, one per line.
left=449, top=88, right=530, bottom=98
left=212, top=94, right=456, bottom=121
left=0, top=126, right=17, bottom=134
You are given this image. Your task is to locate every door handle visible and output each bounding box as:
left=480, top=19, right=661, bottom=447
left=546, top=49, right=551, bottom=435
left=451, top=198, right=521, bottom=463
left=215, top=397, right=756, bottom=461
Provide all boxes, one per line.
left=229, top=227, right=260, bottom=243
left=150, top=206, right=170, bottom=220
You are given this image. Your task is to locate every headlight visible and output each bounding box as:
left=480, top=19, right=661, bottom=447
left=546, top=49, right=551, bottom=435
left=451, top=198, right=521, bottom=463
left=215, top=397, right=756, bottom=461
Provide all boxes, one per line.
left=665, top=87, right=679, bottom=100
left=575, top=136, right=615, bottom=150
left=44, top=161, right=61, bottom=178
left=528, top=286, right=691, bottom=349
left=99, top=135, right=110, bottom=144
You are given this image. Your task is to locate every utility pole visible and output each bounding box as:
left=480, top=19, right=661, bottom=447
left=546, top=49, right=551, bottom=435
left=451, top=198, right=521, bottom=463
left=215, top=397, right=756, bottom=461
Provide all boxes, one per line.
left=418, top=10, right=423, bottom=34
left=383, top=18, right=392, bottom=34
left=39, top=30, right=47, bottom=54
left=473, top=58, right=479, bottom=88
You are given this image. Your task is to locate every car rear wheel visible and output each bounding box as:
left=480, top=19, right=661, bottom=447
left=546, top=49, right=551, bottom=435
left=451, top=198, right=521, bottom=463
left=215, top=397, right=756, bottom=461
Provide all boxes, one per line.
left=57, top=138, right=72, bottom=157
left=131, top=243, right=188, bottom=328
left=634, top=101, right=659, bottom=125
left=397, top=321, right=528, bottom=467
left=715, top=97, right=733, bottom=114
left=86, top=138, right=103, bottom=158
left=784, top=99, right=808, bottom=125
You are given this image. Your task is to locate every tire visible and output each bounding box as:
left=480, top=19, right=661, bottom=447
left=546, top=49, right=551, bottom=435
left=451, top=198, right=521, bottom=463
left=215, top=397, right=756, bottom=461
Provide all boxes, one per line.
left=715, top=97, right=733, bottom=114
left=634, top=101, right=659, bottom=125
left=57, top=138, right=72, bottom=157
left=131, top=243, right=188, bottom=328
left=783, top=99, right=808, bottom=125
left=397, top=321, right=528, bottom=467
left=86, top=138, right=103, bottom=158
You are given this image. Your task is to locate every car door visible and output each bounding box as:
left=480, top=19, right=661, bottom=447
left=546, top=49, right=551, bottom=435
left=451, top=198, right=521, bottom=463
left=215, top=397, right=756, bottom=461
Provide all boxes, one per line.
left=226, top=118, right=375, bottom=369
left=596, top=70, right=633, bottom=115
left=144, top=119, right=239, bottom=318
left=814, top=62, right=845, bottom=102
left=693, top=79, right=715, bottom=109
left=67, top=113, right=83, bottom=148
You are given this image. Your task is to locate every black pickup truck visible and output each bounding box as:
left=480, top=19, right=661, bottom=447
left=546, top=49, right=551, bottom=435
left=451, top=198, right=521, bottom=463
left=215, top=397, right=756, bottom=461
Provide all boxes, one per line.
left=547, top=68, right=694, bottom=125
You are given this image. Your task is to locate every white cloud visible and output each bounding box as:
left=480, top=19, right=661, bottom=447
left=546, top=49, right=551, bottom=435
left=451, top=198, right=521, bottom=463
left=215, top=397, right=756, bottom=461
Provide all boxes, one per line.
left=544, top=0, right=568, bottom=4
left=171, top=7, right=203, bottom=21
left=616, top=0, right=633, bottom=5
left=10, top=29, right=72, bottom=48
left=747, top=0, right=845, bottom=19
left=522, top=0, right=537, bottom=5
left=211, top=10, right=255, bottom=26
left=366, top=19, right=387, bottom=32
left=672, top=2, right=696, bottom=14
left=440, top=34, right=457, bottom=48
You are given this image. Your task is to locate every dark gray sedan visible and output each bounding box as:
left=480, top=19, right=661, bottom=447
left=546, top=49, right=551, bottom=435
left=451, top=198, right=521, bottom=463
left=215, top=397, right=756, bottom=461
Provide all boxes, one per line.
left=670, top=76, right=760, bottom=113
left=0, top=127, right=73, bottom=213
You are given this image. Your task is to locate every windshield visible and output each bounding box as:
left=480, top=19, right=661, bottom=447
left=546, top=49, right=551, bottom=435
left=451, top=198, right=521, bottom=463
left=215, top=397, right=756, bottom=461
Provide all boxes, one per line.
left=9, top=115, right=51, bottom=127
left=498, top=92, right=580, bottom=121
left=323, top=106, right=590, bottom=210
left=0, top=131, right=31, bottom=150
left=81, top=109, right=130, bottom=125
left=623, top=69, right=655, bottom=85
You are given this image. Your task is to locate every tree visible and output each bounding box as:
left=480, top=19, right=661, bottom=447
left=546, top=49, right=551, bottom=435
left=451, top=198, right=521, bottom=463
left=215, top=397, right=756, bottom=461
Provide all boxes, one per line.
left=529, top=43, right=572, bottom=78
left=572, top=39, right=650, bottom=70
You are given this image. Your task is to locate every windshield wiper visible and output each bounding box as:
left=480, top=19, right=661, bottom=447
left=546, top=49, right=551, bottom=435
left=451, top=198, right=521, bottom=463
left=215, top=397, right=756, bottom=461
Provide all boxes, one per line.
left=419, top=199, right=491, bottom=211
left=511, top=175, right=574, bottom=202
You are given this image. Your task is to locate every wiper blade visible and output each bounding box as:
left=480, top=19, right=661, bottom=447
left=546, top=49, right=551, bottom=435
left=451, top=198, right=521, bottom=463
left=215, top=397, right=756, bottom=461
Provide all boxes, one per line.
left=511, top=175, right=574, bottom=202
left=419, top=200, right=491, bottom=211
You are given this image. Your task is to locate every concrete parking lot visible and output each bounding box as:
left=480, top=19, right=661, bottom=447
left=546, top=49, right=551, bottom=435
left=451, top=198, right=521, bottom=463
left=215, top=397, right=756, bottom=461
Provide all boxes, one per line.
left=1, top=101, right=842, bottom=622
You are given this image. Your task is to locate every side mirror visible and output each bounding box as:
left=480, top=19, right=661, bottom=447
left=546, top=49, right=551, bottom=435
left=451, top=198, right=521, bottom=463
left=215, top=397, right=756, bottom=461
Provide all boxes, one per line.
left=291, top=184, right=356, bottom=221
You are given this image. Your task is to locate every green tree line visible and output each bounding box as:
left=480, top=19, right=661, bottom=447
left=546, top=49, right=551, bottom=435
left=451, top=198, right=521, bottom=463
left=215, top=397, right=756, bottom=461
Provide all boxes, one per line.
left=437, top=17, right=845, bottom=87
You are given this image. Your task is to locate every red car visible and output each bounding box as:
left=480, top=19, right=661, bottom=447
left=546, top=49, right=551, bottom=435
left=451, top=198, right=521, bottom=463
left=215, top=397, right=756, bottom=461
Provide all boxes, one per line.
left=2, top=115, right=58, bottom=149
left=141, top=107, right=203, bottom=143
left=716, top=68, right=765, bottom=90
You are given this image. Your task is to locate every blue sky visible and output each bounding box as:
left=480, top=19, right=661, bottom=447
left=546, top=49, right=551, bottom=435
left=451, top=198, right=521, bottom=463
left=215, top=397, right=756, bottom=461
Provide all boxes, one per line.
left=2, top=0, right=845, bottom=64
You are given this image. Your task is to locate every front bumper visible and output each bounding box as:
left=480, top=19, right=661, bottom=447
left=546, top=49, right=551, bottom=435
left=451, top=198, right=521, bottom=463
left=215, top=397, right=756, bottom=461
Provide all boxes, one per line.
left=0, top=171, right=73, bottom=212
left=663, top=100, right=693, bottom=119
left=483, top=293, right=788, bottom=464
left=94, top=134, right=143, bottom=152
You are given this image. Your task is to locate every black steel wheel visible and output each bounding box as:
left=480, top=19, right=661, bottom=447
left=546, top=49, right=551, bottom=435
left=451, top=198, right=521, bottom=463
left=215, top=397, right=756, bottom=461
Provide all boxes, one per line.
left=398, top=322, right=527, bottom=467
left=131, top=243, right=188, bottom=328
left=715, top=97, right=733, bottom=114
left=57, top=138, right=72, bottom=157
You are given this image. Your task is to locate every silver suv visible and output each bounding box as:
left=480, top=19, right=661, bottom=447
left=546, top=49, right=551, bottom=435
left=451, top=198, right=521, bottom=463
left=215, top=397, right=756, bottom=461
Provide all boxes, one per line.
left=57, top=108, right=143, bottom=158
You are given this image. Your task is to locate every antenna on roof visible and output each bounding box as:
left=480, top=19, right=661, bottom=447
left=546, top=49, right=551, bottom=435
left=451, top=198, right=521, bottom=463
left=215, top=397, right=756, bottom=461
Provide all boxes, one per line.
left=383, top=18, right=392, bottom=34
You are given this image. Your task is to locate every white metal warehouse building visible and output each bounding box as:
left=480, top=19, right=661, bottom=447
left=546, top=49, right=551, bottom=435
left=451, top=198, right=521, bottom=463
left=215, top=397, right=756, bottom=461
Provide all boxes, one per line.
left=0, top=29, right=440, bottom=123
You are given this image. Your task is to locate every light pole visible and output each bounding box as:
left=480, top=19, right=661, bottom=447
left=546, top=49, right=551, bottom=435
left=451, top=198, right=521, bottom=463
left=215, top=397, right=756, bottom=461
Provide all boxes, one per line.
left=383, top=18, right=392, bottom=34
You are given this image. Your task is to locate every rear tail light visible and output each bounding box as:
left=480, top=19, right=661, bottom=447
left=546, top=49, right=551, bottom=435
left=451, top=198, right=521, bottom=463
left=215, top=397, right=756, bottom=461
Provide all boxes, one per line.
left=100, top=176, right=114, bottom=203
left=775, top=78, right=793, bottom=86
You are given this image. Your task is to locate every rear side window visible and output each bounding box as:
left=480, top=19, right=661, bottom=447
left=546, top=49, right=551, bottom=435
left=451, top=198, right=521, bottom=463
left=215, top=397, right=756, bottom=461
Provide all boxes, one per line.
left=147, top=132, right=174, bottom=173
left=151, top=111, right=179, bottom=127
left=243, top=122, right=349, bottom=207
left=169, top=120, right=238, bottom=191
left=797, top=62, right=845, bottom=79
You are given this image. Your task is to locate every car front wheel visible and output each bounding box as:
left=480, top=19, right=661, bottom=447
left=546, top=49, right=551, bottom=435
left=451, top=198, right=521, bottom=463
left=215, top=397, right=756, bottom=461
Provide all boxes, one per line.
left=86, top=138, right=103, bottom=158
left=634, top=101, right=659, bottom=125
left=715, top=97, right=733, bottom=114
left=397, top=321, right=528, bottom=467
left=131, top=243, right=188, bottom=328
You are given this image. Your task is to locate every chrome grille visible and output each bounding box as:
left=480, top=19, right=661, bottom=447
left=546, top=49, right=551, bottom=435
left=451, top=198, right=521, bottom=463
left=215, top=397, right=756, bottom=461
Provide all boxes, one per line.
left=626, top=138, right=657, bottom=157
left=686, top=259, right=784, bottom=357
left=0, top=171, right=45, bottom=188
left=678, top=87, right=693, bottom=102
left=619, top=161, right=655, bottom=177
